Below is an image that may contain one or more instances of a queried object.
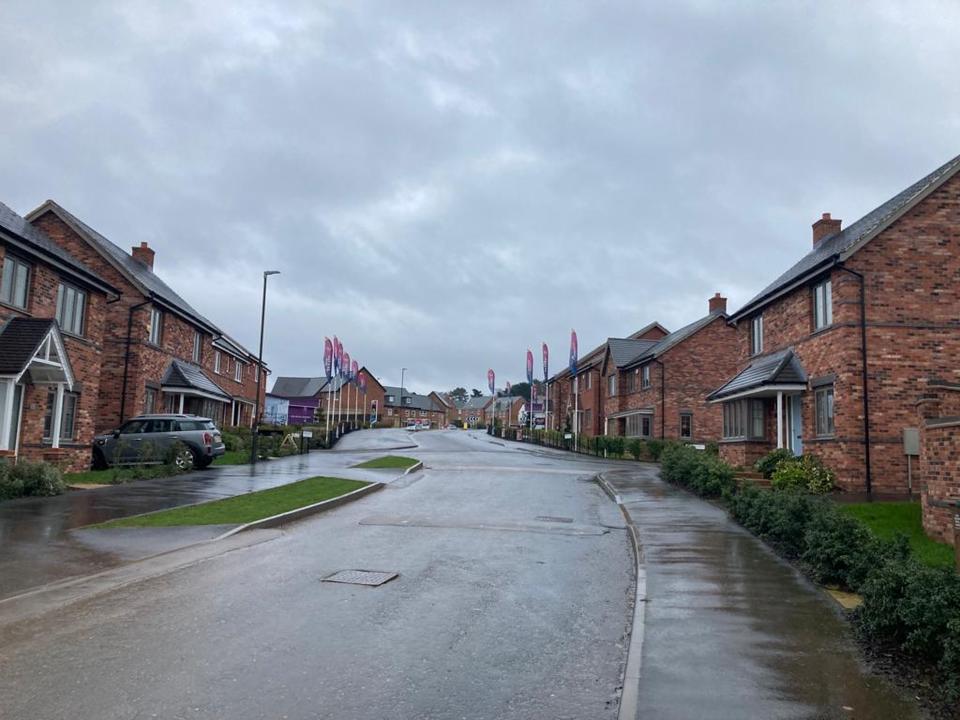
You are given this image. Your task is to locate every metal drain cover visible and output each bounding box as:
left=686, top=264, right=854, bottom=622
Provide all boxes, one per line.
left=536, top=515, right=574, bottom=524
left=323, top=569, right=399, bottom=586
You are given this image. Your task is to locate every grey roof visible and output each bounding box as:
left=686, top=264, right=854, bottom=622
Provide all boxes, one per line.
left=707, top=348, right=808, bottom=401
left=463, top=395, right=492, bottom=409
left=548, top=321, right=669, bottom=382
left=28, top=201, right=221, bottom=334
left=213, top=333, right=254, bottom=361
left=382, top=386, right=444, bottom=411
left=492, top=396, right=522, bottom=411
left=0, top=202, right=116, bottom=295
left=623, top=311, right=725, bottom=369
left=733, top=153, right=960, bottom=321
left=0, top=318, right=56, bottom=374
left=607, top=338, right=660, bottom=368
left=161, top=359, right=231, bottom=399
left=271, top=376, right=328, bottom=397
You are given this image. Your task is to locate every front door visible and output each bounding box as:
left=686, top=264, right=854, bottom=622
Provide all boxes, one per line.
left=788, top=395, right=803, bottom=455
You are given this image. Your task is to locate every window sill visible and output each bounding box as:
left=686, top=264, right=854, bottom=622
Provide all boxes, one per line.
left=810, top=324, right=835, bottom=338
left=0, top=299, right=31, bottom=315
left=810, top=434, right=836, bottom=441
left=61, top=330, right=92, bottom=345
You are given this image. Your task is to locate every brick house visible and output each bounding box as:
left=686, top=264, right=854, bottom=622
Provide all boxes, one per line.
left=458, top=395, right=493, bottom=427
left=382, top=386, right=447, bottom=428
left=547, top=322, right=669, bottom=436
left=0, top=203, right=120, bottom=471
left=710, top=153, right=960, bottom=496
left=491, top=395, right=525, bottom=428
left=603, top=295, right=737, bottom=443
left=27, top=201, right=266, bottom=434
left=269, top=376, right=328, bottom=425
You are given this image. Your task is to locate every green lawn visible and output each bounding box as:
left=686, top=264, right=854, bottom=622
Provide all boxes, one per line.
left=352, top=455, right=419, bottom=469
left=94, top=476, right=369, bottom=528
left=840, top=501, right=955, bottom=568
left=212, top=450, right=250, bottom=466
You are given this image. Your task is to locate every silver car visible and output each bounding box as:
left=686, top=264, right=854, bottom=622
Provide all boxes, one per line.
left=93, top=414, right=226, bottom=471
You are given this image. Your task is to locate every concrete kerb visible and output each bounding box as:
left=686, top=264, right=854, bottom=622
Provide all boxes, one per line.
left=215, top=482, right=385, bottom=539
left=595, top=472, right=647, bottom=720
left=402, top=460, right=424, bottom=476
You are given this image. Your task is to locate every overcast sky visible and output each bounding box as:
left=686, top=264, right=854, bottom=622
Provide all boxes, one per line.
left=2, top=1, right=958, bottom=393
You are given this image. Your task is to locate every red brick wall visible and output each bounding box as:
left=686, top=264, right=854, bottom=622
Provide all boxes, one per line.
left=917, top=388, right=960, bottom=545
left=0, top=242, right=108, bottom=472
left=719, top=171, right=960, bottom=494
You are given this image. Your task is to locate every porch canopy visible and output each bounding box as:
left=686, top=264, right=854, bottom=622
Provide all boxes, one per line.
left=0, top=318, right=75, bottom=450
left=606, top=407, right=654, bottom=420
left=161, top=359, right=231, bottom=412
left=708, top=348, right=808, bottom=449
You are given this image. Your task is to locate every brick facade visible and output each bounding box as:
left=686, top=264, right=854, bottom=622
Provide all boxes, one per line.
left=30, top=205, right=265, bottom=435
left=0, top=242, right=112, bottom=472
left=916, top=386, right=960, bottom=546
left=718, top=163, right=960, bottom=496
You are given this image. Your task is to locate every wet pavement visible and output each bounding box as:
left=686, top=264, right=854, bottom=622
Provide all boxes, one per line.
left=0, top=430, right=921, bottom=719
left=0, top=428, right=420, bottom=599
left=604, top=465, right=921, bottom=720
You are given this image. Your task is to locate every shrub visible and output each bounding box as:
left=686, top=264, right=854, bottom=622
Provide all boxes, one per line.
left=646, top=439, right=665, bottom=461
left=221, top=430, right=249, bottom=452
left=5, top=461, right=65, bottom=498
left=627, top=438, right=646, bottom=460
left=771, top=455, right=835, bottom=494
left=660, top=444, right=736, bottom=498
left=0, top=462, right=24, bottom=500
left=607, top=436, right=625, bottom=458
left=754, top=448, right=794, bottom=478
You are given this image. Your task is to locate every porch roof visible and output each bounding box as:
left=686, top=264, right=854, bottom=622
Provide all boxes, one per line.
left=0, top=318, right=74, bottom=388
left=708, top=348, right=807, bottom=402
left=606, top=407, right=655, bottom=420
left=161, top=359, right=231, bottom=401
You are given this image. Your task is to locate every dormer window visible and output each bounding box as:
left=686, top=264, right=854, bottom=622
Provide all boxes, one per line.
left=386, top=395, right=395, bottom=403
left=751, top=314, right=764, bottom=355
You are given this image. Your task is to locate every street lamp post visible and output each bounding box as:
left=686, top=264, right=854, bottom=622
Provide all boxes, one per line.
left=251, top=270, right=280, bottom=465
left=398, top=367, right=407, bottom=428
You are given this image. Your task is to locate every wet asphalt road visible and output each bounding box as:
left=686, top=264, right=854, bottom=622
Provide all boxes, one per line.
left=0, top=431, right=920, bottom=719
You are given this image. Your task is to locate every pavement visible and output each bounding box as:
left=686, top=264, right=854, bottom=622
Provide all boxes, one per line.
left=0, top=428, right=419, bottom=600
left=0, top=430, right=922, bottom=719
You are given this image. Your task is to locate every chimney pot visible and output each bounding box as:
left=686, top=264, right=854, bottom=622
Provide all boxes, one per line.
left=131, top=242, right=155, bottom=271
left=812, top=212, right=842, bottom=247
left=709, top=292, right=727, bottom=314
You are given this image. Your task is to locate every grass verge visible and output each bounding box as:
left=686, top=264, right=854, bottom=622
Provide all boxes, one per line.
left=839, top=500, right=954, bottom=568
left=353, top=455, right=419, bottom=469
left=212, top=450, right=250, bottom=466
left=94, top=476, right=369, bottom=528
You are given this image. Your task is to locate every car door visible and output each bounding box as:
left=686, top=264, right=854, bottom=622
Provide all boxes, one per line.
left=112, top=419, right=148, bottom=464
left=138, top=418, right=174, bottom=463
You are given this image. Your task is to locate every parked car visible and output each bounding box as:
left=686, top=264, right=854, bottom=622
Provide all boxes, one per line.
left=92, top=414, right=226, bottom=470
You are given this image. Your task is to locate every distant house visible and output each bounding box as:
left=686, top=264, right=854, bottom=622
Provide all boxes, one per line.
left=458, top=396, right=493, bottom=427
left=269, top=376, right=328, bottom=425
left=382, top=386, right=447, bottom=428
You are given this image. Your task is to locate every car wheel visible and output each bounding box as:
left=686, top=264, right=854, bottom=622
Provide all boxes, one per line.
left=172, top=445, right=196, bottom=471
left=92, top=448, right=108, bottom=470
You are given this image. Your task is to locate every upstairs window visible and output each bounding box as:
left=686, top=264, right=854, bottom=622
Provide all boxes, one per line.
left=149, top=307, right=163, bottom=345
left=607, top=374, right=616, bottom=397
left=193, top=332, right=202, bottom=363
left=0, top=255, right=30, bottom=309
left=813, top=279, right=833, bottom=330
left=55, top=283, right=86, bottom=336
left=214, top=350, right=222, bottom=374
left=641, top=365, right=651, bottom=389
left=751, top=314, right=764, bottom=355
left=234, top=361, right=243, bottom=382
left=386, top=395, right=395, bottom=403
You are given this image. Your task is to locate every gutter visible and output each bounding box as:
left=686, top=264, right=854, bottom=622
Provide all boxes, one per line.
left=837, top=264, right=873, bottom=496
left=653, top=358, right=666, bottom=439
left=119, top=298, right=153, bottom=424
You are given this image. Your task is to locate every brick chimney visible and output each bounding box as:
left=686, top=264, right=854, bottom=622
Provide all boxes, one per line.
left=708, top=292, right=727, bottom=314
left=812, top=213, right=842, bottom=247
left=131, top=241, right=155, bottom=270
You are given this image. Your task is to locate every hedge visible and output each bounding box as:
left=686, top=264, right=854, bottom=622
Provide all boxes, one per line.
left=659, top=448, right=960, bottom=707
left=0, top=460, right=66, bottom=501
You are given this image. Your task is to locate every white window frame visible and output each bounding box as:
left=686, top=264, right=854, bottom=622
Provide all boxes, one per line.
left=149, top=307, right=163, bottom=345
left=43, top=389, right=78, bottom=443
left=214, top=350, right=222, bottom=374
left=607, top=374, right=616, bottom=397
left=680, top=413, right=693, bottom=439
left=813, top=279, right=833, bottom=331
left=234, top=361, right=243, bottom=382
left=751, top=314, right=763, bottom=355
left=56, top=282, right=87, bottom=336
left=193, top=332, right=202, bottom=363
left=641, top=365, right=651, bottom=389
left=0, top=255, right=30, bottom=309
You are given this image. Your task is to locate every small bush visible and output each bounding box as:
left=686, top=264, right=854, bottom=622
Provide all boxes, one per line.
left=660, top=443, right=735, bottom=498
left=646, top=439, right=665, bottom=461
left=754, top=448, right=794, bottom=478
left=0, top=462, right=25, bottom=500
left=627, top=438, right=646, bottom=460
left=607, top=436, right=625, bottom=457
left=771, top=455, right=835, bottom=494
left=3, top=461, right=66, bottom=498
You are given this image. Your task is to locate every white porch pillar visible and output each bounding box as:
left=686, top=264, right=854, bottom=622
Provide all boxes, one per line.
left=51, top=383, right=65, bottom=449
left=776, top=391, right=784, bottom=449
left=179, top=393, right=185, bottom=413
left=0, top=380, right=15, bottom=451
